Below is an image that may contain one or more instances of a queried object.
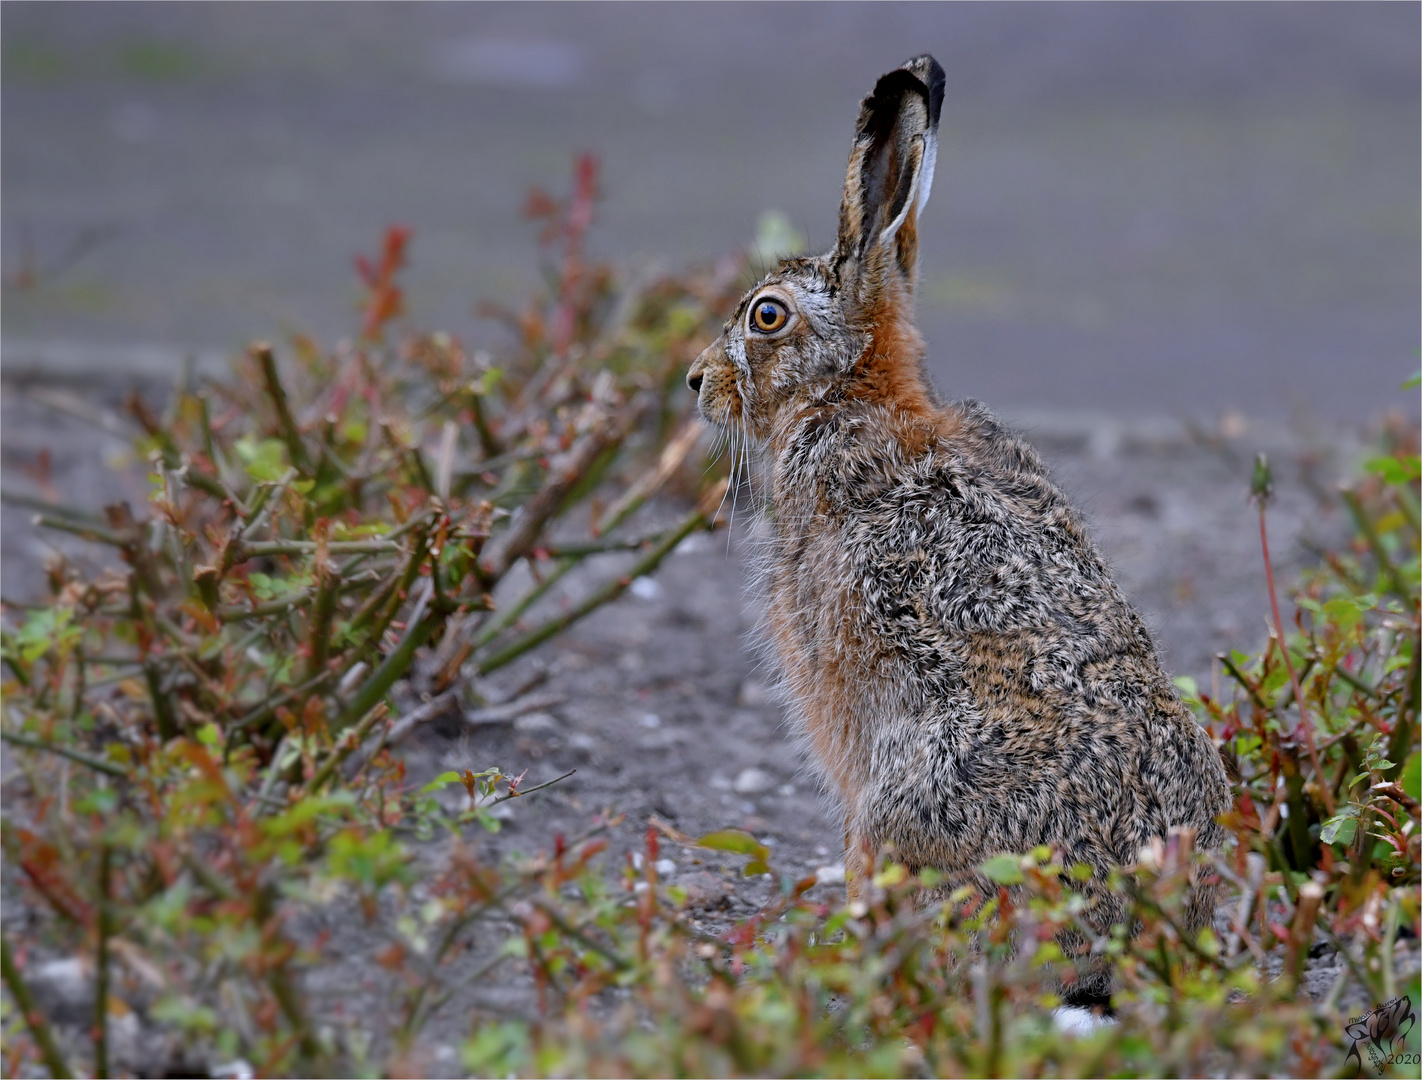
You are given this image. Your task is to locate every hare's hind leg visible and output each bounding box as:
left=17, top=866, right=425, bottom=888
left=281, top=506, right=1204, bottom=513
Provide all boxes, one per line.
left=844, top=811, right=873, bottom=907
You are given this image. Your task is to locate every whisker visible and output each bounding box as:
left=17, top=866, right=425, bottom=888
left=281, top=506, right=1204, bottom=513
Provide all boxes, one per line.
left=726, top=427, right=745, bottom=555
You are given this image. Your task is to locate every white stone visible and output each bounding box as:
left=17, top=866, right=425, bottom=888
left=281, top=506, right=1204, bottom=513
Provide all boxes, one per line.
left=629, top=576, right=661, bottom=600
left=815, top=864, right=847, bottom=886
left=732, top=766, right=775, bottom=794
left=513, top=711, right=559, bottom=733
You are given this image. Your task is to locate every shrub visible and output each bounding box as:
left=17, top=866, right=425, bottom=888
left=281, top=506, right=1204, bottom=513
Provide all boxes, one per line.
left=1, top=152, right=1417, bottom=1074
left=0, top=155, right=740, bottom=1076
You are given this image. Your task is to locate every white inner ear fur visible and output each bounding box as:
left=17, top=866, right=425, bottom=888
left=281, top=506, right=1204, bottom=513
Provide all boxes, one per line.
left=915, top=134, right=937, bottom=218
left=876, top=134, right=933, bottom=248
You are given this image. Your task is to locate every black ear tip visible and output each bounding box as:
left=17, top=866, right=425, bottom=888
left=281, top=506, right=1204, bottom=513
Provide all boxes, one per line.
left=865, top=55, right=945, bottom=132
left=902, top=54, right=946, bottom=128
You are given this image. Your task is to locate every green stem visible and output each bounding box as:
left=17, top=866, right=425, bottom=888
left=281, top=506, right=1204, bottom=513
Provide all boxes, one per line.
left=1341, top=488, right=1407, bottom=597
left=1331, top=665, right=1380, bottom=702
left=476, top=502, right=713, bottom=675
left=93, top=844, right=113, bottom=1080
left=301, top=702, right=389, bottom=794
left=1386, top=643, right=1419, bottom=784
left=540, top=533, right=663, bottom=558
left=144, top=661, right=179, bottom=742
left=0, top=730, right=127, bottom=777
left=468, top=392, right=501, bottom=460
left=32, top=515, right=126, bottom=548
left=305, top=564, right=340, bottom=682
left=0, top=934, right=74, bottom=1079
left=335, top=602, right=445, bottom=732
left=255, top=344, right=311, bottom=473
left=1218, top=652, right=1270, bottom=712
left=0, top=490, right=106, bottom=525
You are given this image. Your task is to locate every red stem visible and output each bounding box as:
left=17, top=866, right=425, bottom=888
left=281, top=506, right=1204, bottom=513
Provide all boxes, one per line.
left=1259, top=503, right=1335, bottom=815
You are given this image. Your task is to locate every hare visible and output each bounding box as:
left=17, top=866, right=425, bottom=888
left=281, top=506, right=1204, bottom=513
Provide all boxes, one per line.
left=687, top=54, right=1232, bottom=995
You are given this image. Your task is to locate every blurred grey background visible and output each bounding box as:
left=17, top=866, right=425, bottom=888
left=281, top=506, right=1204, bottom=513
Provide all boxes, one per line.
left=2, top=1, right=1418, bottom=421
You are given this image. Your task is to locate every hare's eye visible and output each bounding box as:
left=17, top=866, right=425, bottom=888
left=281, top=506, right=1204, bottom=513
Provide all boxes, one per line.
left=750, top=299, right=788, bottom=334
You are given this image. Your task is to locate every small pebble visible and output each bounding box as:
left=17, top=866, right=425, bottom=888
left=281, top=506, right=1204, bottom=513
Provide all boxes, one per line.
left=629, top=576, right=661, bottom=600
left=815, top=864, right=846, bottom=885
left=513, top=711, right=559, bottom=733
left=733, top=766, right=775, bottom=794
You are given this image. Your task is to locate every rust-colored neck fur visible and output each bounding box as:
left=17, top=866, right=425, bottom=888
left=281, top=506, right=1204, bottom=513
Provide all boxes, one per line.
left=841, top=286, right=959, bottom=450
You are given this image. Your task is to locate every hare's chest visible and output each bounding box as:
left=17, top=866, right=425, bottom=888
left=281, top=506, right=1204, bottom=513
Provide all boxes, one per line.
left=760, top=515, right=906, bottom=796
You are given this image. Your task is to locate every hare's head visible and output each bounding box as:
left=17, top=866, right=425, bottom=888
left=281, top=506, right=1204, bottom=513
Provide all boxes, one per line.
left=688, top=55, right=945, bottom=444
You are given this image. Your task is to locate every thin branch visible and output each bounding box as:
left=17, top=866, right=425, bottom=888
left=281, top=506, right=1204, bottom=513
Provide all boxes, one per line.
left=93, top=844, right=113, bottom=1080
left=32, top=514, right=127, bottom=548
left=0, top=730, right=128, bottom=777
left=0, top=933, right=74, bottom=1079
left=489, top=768, right=576, bottom=805
left=253, top=343, right=311, bottom=473
left=0, top=490, right=106, bottom=525
left=476, top=482, right=724, bottom=674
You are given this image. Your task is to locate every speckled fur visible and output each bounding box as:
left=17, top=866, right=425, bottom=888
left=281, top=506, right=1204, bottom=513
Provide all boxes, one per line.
left=687, top=56, right=1232, bottom=978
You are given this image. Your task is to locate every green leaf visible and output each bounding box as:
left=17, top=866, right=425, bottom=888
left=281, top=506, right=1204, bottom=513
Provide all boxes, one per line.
left=1319, top=805, right=1360, bottom=846
left=471, top=368, right=504, bottom=396
left=419, top=771, right=462, bottom=795
left=1402, top=369, right=1421, bottom=390
left=697, top=829, right=770, bottom=861
left=262, top=792, right=355, bottom=836
left=9, top=607, right=81, bottom=662
left=979, top=853, right=1025, bottom=885
left=233, top=436, right=290, bottom=482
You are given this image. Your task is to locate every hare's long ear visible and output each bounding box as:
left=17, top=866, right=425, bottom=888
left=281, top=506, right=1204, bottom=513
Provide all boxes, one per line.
left=835, top=55, right=944, bottom=308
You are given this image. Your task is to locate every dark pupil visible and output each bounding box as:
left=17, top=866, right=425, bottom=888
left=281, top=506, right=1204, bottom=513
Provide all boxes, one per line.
left=759, top=303, right=778, bottom=325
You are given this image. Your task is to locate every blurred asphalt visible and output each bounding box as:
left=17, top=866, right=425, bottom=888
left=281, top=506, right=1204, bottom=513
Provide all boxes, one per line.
left=2, top=2, right=1418, bottom=420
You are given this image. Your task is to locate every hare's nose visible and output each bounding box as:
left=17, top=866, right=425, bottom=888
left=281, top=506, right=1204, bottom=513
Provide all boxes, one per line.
left=687, top=371, right=703, bottom=394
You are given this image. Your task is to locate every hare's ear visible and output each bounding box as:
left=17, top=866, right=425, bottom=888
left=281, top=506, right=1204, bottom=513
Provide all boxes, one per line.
left=835, top=55, right=944, bottom=305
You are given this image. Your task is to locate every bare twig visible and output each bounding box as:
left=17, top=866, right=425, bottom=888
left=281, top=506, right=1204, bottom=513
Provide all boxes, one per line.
left=476, top=480, right=725, bottom=675
left=463, top=690, right=568, bottom=727
left=0, top=490, right=107, bottom=525
left=0, top=730, right=128, bottom=777
left=301, top=702, right=390, bottom=795
left=1, top=934, right=74, bottom=1079
left=254, top=343, right=311, bottom=473
left=489, top=767, right=576, bottom=805
left=94, top=843, right=114, bottom=1080
left=478, top=377, right=635, bottom=579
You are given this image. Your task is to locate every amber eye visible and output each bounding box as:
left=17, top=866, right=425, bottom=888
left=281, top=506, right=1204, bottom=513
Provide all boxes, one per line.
left=750, top=298, right=789, bottom=334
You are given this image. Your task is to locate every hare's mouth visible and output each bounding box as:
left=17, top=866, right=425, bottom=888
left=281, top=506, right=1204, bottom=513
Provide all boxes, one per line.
left=696, top=392, right=741, bottom=432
